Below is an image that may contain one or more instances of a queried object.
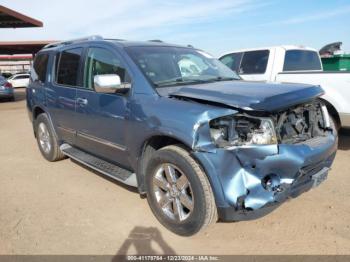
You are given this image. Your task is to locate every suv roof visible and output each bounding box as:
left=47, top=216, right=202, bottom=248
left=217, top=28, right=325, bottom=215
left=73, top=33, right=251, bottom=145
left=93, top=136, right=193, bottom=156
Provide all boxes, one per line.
left=42, top=35, right=190, bottom=52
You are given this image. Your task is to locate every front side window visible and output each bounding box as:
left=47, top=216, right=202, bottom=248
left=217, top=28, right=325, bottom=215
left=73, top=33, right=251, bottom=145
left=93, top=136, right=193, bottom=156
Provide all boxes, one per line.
left=31, top=53, right=49, bottom=83
left=83, top=47, right=131, bottom=91
left=126, top=46, right=239, bottom=88
left=283, top=50, right=322, bottom=71
left=219, top=52, right=243, bottom=73
left=56, top=48, right=83, bottom=86
left=240, top=50, right=269, bottom=74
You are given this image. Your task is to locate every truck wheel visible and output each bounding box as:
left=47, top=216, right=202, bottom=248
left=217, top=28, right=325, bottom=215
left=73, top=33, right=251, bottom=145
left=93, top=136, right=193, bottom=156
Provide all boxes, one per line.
left=35, top=113, right=65, bottom=162
left=145, top=145, right=217, bottom=236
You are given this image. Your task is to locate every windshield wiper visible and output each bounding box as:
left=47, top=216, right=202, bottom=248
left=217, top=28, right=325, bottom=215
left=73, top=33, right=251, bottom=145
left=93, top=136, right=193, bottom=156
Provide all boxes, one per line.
left=154, top=77, right=184, bottom=87
left=206, top=76, right=239, bottom=82
left=154, top=76, right=238, bottom=88
left=154, top=78, right=211, bottom=87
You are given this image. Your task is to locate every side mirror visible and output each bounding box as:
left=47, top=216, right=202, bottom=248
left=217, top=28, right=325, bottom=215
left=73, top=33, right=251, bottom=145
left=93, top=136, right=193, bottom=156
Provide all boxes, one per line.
left=94, top=74, right=121, bottom=93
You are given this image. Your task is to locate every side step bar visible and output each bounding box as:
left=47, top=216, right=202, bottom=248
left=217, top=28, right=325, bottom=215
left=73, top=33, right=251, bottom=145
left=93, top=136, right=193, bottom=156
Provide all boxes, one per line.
left=60, top=144, right=137, bottom=187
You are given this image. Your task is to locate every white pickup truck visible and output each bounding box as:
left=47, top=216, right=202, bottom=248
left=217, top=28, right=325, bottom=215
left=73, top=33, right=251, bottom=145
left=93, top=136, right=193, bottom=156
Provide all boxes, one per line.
left=219, top=46, right=350, bottom=128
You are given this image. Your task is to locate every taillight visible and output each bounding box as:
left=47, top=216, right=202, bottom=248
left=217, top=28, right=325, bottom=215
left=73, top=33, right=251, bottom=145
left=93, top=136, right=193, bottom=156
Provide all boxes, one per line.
left=4, top=82, right=12, bottom=88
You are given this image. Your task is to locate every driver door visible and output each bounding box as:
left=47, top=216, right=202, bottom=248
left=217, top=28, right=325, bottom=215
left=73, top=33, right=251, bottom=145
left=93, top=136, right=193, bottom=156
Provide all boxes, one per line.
left=74, top=46, right=132, bottom=167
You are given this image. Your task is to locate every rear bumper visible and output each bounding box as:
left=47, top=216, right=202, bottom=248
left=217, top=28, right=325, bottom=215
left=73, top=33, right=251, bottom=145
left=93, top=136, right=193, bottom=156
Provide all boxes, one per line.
left=0, top=90, right=14, bottom=98
left=194, top=132, right=338, bottom=222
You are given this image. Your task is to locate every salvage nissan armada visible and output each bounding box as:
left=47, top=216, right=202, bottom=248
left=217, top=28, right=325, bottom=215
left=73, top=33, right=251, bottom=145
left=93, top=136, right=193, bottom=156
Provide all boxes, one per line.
left=27, top=36, right=337, bottom=236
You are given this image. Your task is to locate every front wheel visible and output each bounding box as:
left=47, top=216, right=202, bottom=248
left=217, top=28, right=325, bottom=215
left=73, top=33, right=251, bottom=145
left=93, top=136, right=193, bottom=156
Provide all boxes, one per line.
left=145, top=145, right=217, bottom=236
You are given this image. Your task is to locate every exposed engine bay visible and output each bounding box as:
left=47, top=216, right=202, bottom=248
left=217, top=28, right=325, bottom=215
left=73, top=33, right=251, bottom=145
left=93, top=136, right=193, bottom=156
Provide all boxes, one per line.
left=209, top=99, right=331, bottom=147
left=273, top=100, right=331, bottom=143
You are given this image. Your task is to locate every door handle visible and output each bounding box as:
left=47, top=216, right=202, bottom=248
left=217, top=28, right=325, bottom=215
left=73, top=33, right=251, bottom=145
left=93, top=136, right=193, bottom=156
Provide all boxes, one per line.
left=76, top=98, right=88, bottom=106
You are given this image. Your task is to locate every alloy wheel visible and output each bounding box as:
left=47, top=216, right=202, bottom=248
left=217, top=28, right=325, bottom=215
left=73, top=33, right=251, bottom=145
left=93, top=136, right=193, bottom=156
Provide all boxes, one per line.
left=152, top=163, right=194, bottom=222
left=38, top=122, right=51, bottom=154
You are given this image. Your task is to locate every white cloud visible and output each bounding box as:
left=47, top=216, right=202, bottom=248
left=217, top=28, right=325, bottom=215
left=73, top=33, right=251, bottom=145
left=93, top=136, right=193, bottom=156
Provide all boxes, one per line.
left=0, top=0, right=254, bottom=41
left=261, top=5, right=350, bottom=26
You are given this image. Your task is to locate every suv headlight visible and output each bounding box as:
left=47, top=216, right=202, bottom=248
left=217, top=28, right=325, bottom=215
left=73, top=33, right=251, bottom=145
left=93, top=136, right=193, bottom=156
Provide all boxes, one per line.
left=209, top=115, right=277, bottom=148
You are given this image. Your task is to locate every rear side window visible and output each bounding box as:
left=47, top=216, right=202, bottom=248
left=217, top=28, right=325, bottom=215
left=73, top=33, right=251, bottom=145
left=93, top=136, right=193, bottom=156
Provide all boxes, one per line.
left=240, top=50, right=269, bottom=74
left=56, top=48, right=83, bottom=86
left=283, top=50, right=321, bottom=71
left=32, top=53, right=49, bottom=83
left=219, top=52, right=243, bottom=73
left=15, top=75, right=29, bottom=79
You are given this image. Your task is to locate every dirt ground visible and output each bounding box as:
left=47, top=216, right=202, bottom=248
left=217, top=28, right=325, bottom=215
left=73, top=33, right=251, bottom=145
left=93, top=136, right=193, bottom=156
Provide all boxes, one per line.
left=0, top=89, right=350, bottom=255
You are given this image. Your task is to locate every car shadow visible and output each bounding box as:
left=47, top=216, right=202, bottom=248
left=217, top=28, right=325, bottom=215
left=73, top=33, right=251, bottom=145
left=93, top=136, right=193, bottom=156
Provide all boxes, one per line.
left=338, top=129, right=350, bottom=151
left=113, top=226, right=176, bottom=258
left=70, top=159, right=139, bottom=194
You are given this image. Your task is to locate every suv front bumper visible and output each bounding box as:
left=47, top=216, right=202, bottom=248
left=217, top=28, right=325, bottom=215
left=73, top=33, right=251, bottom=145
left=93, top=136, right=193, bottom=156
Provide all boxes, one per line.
left=194, top=132, right=337, bottom=221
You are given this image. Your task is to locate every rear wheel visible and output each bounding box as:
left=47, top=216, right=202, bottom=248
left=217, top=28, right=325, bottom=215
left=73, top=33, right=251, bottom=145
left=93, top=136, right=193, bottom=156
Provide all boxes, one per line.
left=35, top=113, right=65, bottom=162
left=145, top=145, right=217, bottom=236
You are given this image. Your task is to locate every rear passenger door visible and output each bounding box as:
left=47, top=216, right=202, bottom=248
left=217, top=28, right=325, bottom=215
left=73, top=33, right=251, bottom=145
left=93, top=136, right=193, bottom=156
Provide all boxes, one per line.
left=74, top=46, right=132, bottom=167
left=47, top=47, right=83, bottom=145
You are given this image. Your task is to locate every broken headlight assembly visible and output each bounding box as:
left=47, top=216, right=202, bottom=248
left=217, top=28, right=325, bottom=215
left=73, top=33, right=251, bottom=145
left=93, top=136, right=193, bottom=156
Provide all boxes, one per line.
left=209, top=115, right=277, bottom=148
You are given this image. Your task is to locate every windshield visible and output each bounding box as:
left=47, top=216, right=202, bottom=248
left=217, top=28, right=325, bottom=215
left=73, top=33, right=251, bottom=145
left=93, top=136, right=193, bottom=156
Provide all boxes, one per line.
left=126, top=46, right=240, bottom=87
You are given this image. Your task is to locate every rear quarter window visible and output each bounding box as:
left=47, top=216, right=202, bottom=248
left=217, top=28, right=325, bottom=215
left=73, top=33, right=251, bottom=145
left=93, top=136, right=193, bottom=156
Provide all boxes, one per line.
left=31, top=53, right=49, bottom=83
left=283, top=50, right=322, bottom=71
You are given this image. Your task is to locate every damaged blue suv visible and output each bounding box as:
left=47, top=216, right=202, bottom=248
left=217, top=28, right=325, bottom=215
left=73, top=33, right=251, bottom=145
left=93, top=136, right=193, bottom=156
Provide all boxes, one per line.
left=27, top=36, right=337, bottom=236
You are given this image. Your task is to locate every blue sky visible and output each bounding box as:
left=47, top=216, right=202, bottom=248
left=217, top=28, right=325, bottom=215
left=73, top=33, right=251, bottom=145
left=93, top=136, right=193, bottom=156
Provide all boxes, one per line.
left=1, top=0, right=350, bottom=56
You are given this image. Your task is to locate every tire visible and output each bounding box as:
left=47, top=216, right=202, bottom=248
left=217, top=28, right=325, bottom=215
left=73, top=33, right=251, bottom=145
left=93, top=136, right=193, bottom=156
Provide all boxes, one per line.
left=145, top=145, right=217, bottom=236
left=35, top=113, right=65, bottom=162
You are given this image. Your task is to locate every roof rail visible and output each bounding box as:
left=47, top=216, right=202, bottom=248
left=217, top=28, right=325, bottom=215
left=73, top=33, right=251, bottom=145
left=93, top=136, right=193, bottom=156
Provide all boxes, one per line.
left=104, top=38, right=125, bottom=41
left=43, top=35, right=103, bottom=49
left=148, top=39, right=163, bottom=43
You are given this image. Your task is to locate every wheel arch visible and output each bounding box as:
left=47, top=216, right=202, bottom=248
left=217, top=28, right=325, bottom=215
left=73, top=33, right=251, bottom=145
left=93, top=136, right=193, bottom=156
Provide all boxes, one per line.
left=32, top=106, right=59, bottom=140
left=33, top=106, right=46, bottom=120
left=137, top=134, right=194, bottom=194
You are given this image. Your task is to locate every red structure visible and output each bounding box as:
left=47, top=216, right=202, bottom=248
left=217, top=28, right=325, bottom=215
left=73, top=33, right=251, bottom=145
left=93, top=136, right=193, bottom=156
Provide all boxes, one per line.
left=0, top=5, right=42, bottom=28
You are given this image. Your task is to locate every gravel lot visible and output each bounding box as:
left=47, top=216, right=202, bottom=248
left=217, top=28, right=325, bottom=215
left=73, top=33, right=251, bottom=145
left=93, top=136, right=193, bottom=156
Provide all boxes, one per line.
left=1, top=89, right=350, bottom=255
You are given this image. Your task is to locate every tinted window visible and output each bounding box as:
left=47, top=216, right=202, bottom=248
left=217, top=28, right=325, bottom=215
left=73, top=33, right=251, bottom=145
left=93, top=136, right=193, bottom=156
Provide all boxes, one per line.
left=219, top=52, right=243, bottom=73
left=240, top=50, right=269, bottom=74
left=32, top=53, right=49, bottom=83
left=56, top=48, right=83, bottom=86
left=83, top=47, right=131, bottom=91
left=15, top=75, right=29, bottom=79
left=283, top=50, right=321, bottom=71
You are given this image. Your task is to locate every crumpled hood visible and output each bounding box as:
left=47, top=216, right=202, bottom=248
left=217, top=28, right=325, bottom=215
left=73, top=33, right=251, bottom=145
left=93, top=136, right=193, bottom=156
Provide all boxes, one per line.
left=169, top=81, right=324, bottom=112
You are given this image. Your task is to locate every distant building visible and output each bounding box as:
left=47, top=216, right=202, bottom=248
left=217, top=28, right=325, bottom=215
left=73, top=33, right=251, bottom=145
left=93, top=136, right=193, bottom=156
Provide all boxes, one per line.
left=0, top=55, right=32, bottom=74
left=0, top=41, right=54, bottom=74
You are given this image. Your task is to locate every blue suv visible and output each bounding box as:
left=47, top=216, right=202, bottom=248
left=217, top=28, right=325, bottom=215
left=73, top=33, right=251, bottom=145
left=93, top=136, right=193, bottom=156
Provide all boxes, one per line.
left=27, top=36, right=337, bottom=236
